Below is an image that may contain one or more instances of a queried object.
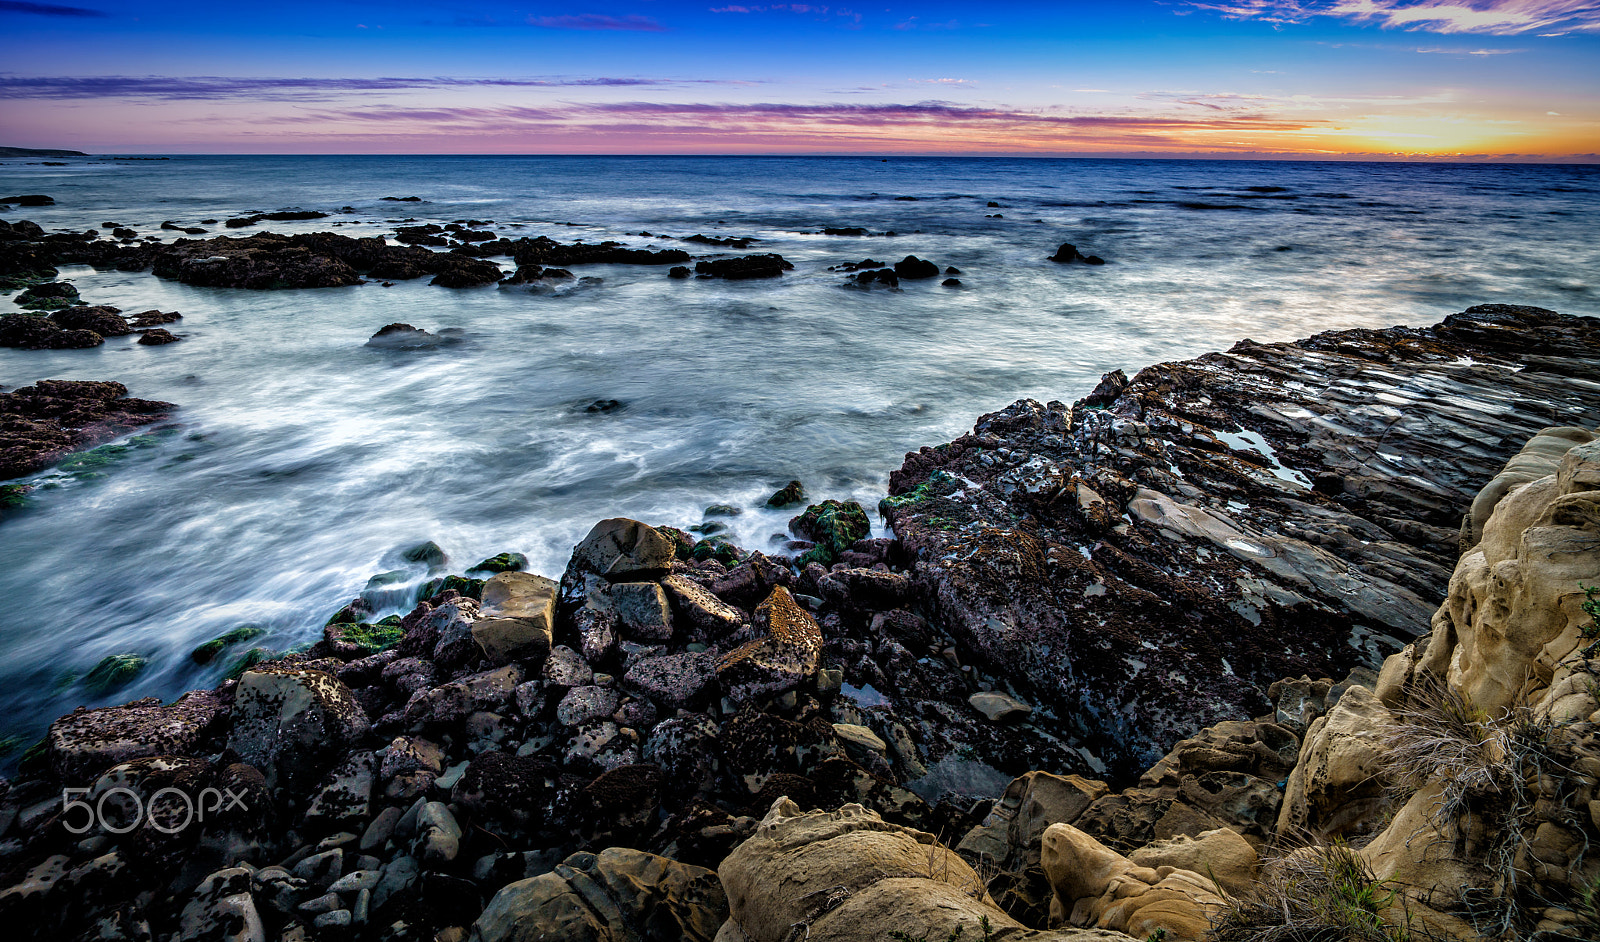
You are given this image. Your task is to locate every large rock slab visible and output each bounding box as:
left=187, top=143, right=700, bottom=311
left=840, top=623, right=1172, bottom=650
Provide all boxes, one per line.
left=1041, top=823, right=1224, bottom=941
left=469, top=847, right=726, bottom=942
left=47, top=690, right=227, bottom=784
left=226, top=666, right=369, bottom=793
left=716, top=586, right=822, bottom=706
left=473, top=571, right=558, bottom=664
left=1, top=379, right=175, bottom=480
left=882, top=305, right=1600, bottom=778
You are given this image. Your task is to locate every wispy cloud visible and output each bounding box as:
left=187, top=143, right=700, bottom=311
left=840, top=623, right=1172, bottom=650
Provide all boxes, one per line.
left=1186, top=0, right=1600, bottom=35
left=1414, top=44, right=1525, bottom=53
left=0, top=75, right=750, bottom=100
left=0, top=0, right=105, bottom=15
left=527, top=14, right=666, bottom=32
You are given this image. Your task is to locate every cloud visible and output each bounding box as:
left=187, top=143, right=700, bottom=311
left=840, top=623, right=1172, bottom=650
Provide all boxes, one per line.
left=0, top=0, right=106, bottom=15
left=528, top=14, right=666, bottom=31
left=1414, top=44, right=1524, bottom=52
left=1186, top=0, right=1600, bottom=35
left=0, top=75, right=748, bottom=100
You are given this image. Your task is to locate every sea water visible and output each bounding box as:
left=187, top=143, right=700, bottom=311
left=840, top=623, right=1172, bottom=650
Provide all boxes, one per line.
left=0, top=155, right=1595, bottom=745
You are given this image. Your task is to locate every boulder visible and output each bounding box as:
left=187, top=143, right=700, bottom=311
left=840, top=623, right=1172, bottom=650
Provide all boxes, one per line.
left=226, top=667, right=369, bottom=793
left=469, top=847, right=727, bottom=942
left=661, top=574, right=744, bottom=634
left=568, top=518, right=676, bottom=580
left=1127, top=827, right=1259, bottom=896
left=607, top=581, right=673, bottom=640
left=718, top=798, right=1106, bottom=942
left=1275, top=685, right=1394, bottom=841
left=717, top=586, right=822, bottom=706
left=625, top=651, right=720, bottom=711
left=178, top=867, right=266, bottom=942
left=472, top=571, right=558, bottom=665
left=1040, top=823, right=1224, bottom=941
left=892, top=255, right=940, bottom=279
left=47, top=691, right=227, bottom=784
left=957, top=771, right=1109, bottom=870
left=1463, top=425, right=1595, bottom=550
left=692, top=254, right=792, bottom=280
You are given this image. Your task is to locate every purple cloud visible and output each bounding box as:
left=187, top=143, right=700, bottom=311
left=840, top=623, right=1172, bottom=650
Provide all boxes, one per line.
left=0, top=75, right=743, bottom=100
left=0, top=0, right=106, bottom=15
left=528, top=14, right=667, bottom=31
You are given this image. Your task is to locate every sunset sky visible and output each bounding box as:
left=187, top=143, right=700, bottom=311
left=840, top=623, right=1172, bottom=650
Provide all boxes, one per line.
left=2, top=0, right=1596, bottom=158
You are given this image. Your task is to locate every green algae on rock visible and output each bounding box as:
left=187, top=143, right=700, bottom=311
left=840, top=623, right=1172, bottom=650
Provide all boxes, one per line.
left=764, top=479, right=805, bottom=508
left=467, top=552, right=529, bottom=575
left=81, top=653, right=149, bottom=694
left=789, top=499, right=870, bottom=566
left=189, top=624, right=267, bottom=665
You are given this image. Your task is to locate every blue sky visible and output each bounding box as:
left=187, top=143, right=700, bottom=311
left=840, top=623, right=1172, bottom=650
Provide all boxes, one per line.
left=2, top=1, right=1596, bottom=156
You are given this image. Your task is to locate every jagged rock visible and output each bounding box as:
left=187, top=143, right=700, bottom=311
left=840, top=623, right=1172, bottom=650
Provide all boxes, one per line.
left=47, top=691, right=227, bottom=783
left=556, top=685, right=621, bottom=726
left=567, top=518, right=676, bottom=582
left=1275, top=685, right=1394, bottom=841
left=606, top=581, right=673, bottom=640
left=541, top=645, right=593, bottom=687
left=472, top=572, right=558, bottom=665
left=719, top=799, right=1104, bottom=942
left=227, top=667, right=369, bottom=793
left=957, top=771, right=1109, bottom=870
left=1127, top=827, right=1260, bottom=896
left=304, top=750, right=376, bottom=824
left=643, top=714, right=721, bottom=800
left=469, top=847, right=726, bottom=942
left=717, top=587, right=822, bottom=706
left=1040, top=822, right=1224, bottom=941
left=407, top=664, right=523, bottom=725
left=661, top=574, right=744, bottom=634
left=882, top=305, right=1600, bottom=778
left=178, top=867, right=266, bottom=942
left=624, top=651, right=719, bottom=711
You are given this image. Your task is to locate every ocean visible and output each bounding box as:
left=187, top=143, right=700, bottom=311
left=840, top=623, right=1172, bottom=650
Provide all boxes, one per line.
left=1, top=154, right=1595, bottom=747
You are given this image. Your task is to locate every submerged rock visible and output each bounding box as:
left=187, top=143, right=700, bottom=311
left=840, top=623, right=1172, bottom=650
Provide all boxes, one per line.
left=693, top=254, right=793, bottom=280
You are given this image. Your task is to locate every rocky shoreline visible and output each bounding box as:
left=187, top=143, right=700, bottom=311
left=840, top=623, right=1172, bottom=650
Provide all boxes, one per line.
left=0, top=305, right=1595, bottom=941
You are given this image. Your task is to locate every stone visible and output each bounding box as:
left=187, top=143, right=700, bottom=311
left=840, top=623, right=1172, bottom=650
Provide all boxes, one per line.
left=1464, top=425, right=1595, bottom=550
left=765, top=480, right=805, bottom=508
left=0, top=379, right=175, bottom=479
left=643, top=714, right=721, bottom=801
left=1275, top=685, right=1394, bottom=841
left=661, top=574, right=744, bottom=634
left=717, top=587, right=823, bottom=706
left=957, top=771, right=1109, bottom=870
left=969, top=691, right=1033, bottom=723
left=719, top=798, right=1096, bottom=942
left=607, top=581, right=673, bottom=640
left=473, top=572, right=558, bottom=665
left=47, top=690, right=226, bottom=783
left=1040, top=823, right=1224, bottom=942
left=568, top=518, right=676, bottom=579
left=624, top=651, right=719, bottom=711
left=1127, top=827, right=1260, bottom=896
left=178, top=867, right=266, bottom=942
left=468, top=847, right=727, bottom=942
left=693, top=253, right=792, bottom=279
left=416, top=801, right=462, bottom=864
left=227, top=667, right=369, bottom=793
left=831, top=723, right=887, bottom=762
left=788, top=500, right=870, bottom=566
left=541, top=645, right=592, bottom=687
left=557, top=685, right=621, bottom=726
left=407, top=664, right=523, bottom=725
left=305, top=750, right=376, bottom=824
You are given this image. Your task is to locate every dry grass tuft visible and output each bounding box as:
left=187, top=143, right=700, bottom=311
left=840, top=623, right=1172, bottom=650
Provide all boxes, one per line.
left=1207, top=841, right=1419, bottom=942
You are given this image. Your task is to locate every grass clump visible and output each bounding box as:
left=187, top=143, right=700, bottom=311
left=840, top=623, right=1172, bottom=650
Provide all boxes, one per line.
left=1208, top=842, right=1414, bottom=942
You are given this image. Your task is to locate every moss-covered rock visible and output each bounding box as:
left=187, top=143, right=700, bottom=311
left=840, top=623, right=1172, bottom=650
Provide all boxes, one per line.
left=416, top=574, right=485, bottom=604
left=325, top=616, right=405, bottom=656
left=0, top=483, right=30, bottom=510
left=401, top=540, right=448, bottom=569
left=223, top=646, right=276, bottom=680
left=467, top=552, right=529, bottom=575
left=691, top=536, right=742, bottom=566
left=82, top=653, right=149, bottom=694
left=15, top=280, right=79, bottom=310
left=789, top=499, right=870, bottom=566
left=765, top=480, right=805, bottom=508
left=189, top=624, right=267, bottom=665
left=879, top=469, right=957, bottom=514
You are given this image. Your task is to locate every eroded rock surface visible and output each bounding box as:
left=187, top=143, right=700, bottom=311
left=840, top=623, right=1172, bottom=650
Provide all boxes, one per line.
left=1, top=380, right=175, bottom=479
left=883, top=304, right=1600, bottom=777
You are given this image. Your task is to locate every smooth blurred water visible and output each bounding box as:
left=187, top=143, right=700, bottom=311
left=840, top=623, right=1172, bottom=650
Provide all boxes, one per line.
left=1, top=155, right=1595, bottom=745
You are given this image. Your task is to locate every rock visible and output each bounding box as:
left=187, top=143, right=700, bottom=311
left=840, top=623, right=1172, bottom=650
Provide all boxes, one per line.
left=661, top=574, right=744, bottom=635
left=0, top=313, right=102, bottom=349
left=1, top=194, right=54, bottom=206
left=624, top=651, right=719, bottom=711
left=469, top=847, right=727, bottom=942
left=407, top=664, right=523, bottom=725
left=415, top=801, right=462, bottom=864
left=472, top=571, right=558, bottom=665
left=969, top=690, right=1033, bottom=723
left=1127, top=827, right=1259, bottom=896
left=892, top=255, right=940, bottom=279
left=815, top=568, right=910, bottom=611
left=47, top=690, right=226, bottom=783
left=557, top=685, right=621, bottom=726
left=693, top=254, right=792, bottom=279
left=226, top=667, right=370, bottom=793
left=719, top=798, right=1092, bottom=942
left=788, top=500, right=870, bottom=566
left=14, top=280, right=79, bottom=309
left=668, top=265, right=691, bottom=279
left=717, top=587, right=823, bottom=706
left=606, top=581, right=673, bottom=640
left=881, top=306, right=1600, bottom=779
left=541, top=645, right=593, bottom=687
left=1048, top=243, right=1084, bottom=262
left=1275, top=685, right=1394, bottom=841
left=52, top=305, right=133, bottom=336
left=643, top=714, right=721, bottom=800
left=0, top=380, right=175, bottom=479
left=178, top=867, right=266, bottom=942
left=510, top=235, right=690, bottom=267
left=452, top=752, right=557, bottom=832
left=830, top=723, right=887, bottom=763
left=305, top=750, right=377, bottom=825
left=1463, top=425, right=1594, bottom=550
left=568, top=518, right=676, bottom=580
left=366, top=323, right=454, bottom=349
left=1040, top=822, right=1223, bottom=941
left=81, top=653, right=148, bottom=694
left=764, top=480, right=805, bottom=508
left=957, top=771, right=1109, bottom=870
left=137, top=327, right=180, bottom=345
left=468, top=552, right=528, bottom=575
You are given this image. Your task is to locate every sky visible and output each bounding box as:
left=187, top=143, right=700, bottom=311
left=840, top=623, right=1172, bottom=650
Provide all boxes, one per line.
left=0, top=0, right=1596, bottom=158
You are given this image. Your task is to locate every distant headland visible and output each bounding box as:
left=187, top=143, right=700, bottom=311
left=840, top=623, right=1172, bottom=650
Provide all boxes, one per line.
left=0, top=147, right=90, bottom=158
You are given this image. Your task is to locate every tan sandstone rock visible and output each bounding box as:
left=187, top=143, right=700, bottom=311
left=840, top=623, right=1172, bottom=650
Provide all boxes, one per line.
left=718, top=798, right=1118, bottom=942
left=1127, top=827, right=1259, bottom=896
left=472, top=571, right=558, bottom=665
left=1275, top=684, right=1394, bottom=842
left=1040, top=822, right=1224, bottom=942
